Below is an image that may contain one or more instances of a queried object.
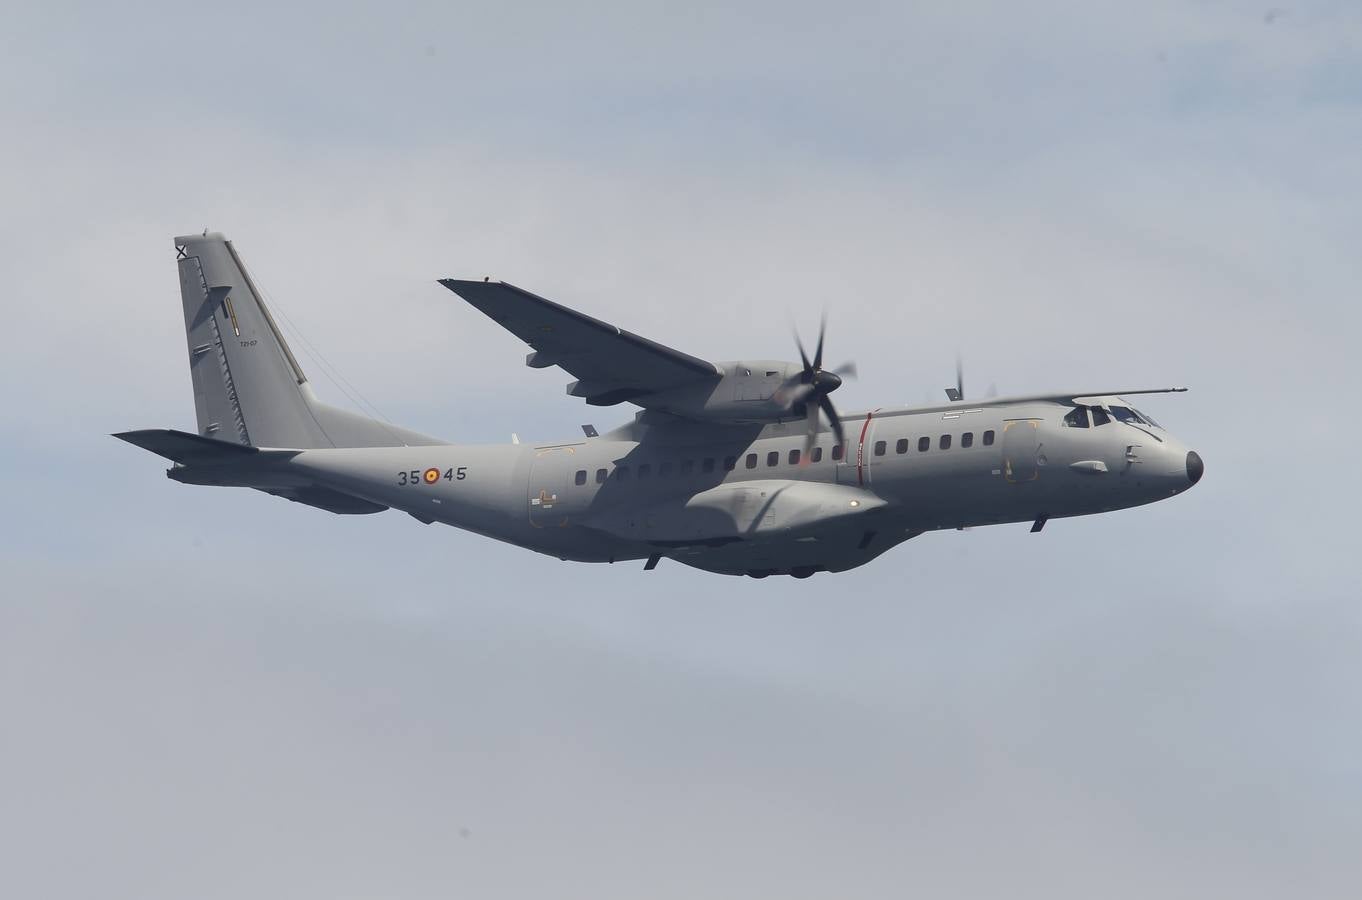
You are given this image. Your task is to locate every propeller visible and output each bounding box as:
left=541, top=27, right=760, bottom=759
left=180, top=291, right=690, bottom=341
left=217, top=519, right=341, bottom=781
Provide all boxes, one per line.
left=776, top=315, right=856, bottom=462
left=945, top=353, right=964, bottom=402
left=946, top=357, right=999, bottom=401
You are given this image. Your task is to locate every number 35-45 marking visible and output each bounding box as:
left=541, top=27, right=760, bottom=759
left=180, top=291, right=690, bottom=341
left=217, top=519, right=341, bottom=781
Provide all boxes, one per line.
left=398, top=467, right=467, bottom=486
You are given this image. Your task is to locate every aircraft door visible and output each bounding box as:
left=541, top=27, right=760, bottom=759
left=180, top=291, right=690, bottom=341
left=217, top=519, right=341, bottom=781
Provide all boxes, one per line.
left=1002, top=419, right=1041, bottom=483
left=528, top=446, right=577, bottom=527
left=836, top=413, right=877, bottom=486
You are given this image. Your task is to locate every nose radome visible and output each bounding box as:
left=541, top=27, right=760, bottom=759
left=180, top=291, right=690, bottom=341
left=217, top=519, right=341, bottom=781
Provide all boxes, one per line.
left=1186, top=450, right=1204, bottom=485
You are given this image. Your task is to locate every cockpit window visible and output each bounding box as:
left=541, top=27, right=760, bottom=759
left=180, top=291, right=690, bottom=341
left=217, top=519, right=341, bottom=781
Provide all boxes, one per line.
left=1134, top=407, right=1161, bottom=428
left=1090, top=407, right=1110, bottom=426
left=1109, top=405, right=1147, bottom=425
left=1063, top=407, right=1089, bottom=428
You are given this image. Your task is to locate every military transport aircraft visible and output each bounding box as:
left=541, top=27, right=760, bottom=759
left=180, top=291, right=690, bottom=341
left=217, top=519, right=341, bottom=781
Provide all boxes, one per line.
left=117, top=232, right=1204, bottom=578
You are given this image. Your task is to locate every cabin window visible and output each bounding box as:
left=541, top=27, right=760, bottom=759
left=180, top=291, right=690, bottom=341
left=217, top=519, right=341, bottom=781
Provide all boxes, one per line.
left=723, top=456, right=737, bottom=471
left=811, top=447, right=823, bottom=463
left=1063, top=407, right=1089, bottom=428
left=832, top=444, right=844, bottom=461
left=595, top=468, right=608, bottom=484
left=574, top=469, right=587, bottom=486
left=767, top=450, right=779, bottom=467
left=1090, top=408, right=1110, bottom=427
left=896, top=438, right=909, bottom=454
left=940, top=434, right=952, bottom=450
left=918, top=436, right=930, bottom=452
left=638, top=463, right=651, bottom=478
left=680, top=459, right=694, bottom=474
left=616, top=466, right=629, bottom=480
left=789, top=448, right=801, bottom=465
left=961, top=432, right=974, bottom=448
left=703, top=457, right=716, bottom=473
left=983, top=430, right=995, bottom=445
left=873, top=440, right=886, bottom=456
left=659, top=461, right=672, bottom=477
left=745, top=453, right=758, bottom=469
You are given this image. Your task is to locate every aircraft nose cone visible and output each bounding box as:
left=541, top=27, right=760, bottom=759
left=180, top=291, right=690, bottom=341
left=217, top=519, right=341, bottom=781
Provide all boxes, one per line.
left=1186, top=450, right=1204, bottom=486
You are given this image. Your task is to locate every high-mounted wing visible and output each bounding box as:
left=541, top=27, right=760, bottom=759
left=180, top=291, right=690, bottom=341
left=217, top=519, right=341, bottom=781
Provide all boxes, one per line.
left=909, top=387, right=1188, bottom=416
left=439, top=279, right=720, bottom=406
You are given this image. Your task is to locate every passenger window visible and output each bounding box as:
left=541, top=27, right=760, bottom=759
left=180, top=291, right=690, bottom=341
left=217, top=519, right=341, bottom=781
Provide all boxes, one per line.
left=1063, top=407, right=1090, bottom=428
left=939, top=434, right=952, bottom=450
left=745, top=453, right=758, bottom=469
left=574, top=469, right=587, bottom=486
left=918, top=436, right=930, bottom=452
left=723, top=456, right=736, bottom=471
left=832, top=444, right=844, bottom=461
left=680, top=459, right=694, bottom=474
left=659, top=461, right=672, bottom=477
left=896, top=438, right=909, bottom=454
left=961, top=432, right=973, bottom=448
left=616, top=466, right=629, bottom=481
left=811, top=447, right=823, bottom=462
left=983, top=430, right=995, bottom=445
left=874, top=440, right=886, bottom=456
left=1090, top=407, right=1110, bottom=426
left=788, top=449, right=801, bottom=465
left=638, top=463, right=651, bottom=478
left=767, top=450, right=779, bottom=467
left=595, top=468, right=607, bottom=484
left=702, top=457, right=716, bottom=473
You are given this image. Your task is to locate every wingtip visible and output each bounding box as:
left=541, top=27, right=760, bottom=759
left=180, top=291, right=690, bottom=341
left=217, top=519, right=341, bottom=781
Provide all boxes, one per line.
left=438, top=277, right=504, bottom=296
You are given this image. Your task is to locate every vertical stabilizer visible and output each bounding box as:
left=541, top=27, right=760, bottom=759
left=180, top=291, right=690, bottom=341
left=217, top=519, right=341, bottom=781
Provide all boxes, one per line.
left=174, top=232, right=443, bottom=449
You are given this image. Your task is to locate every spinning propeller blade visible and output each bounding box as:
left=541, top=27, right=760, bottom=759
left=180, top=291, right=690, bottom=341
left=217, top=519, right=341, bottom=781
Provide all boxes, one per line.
left=784, top=317, right=855, bottom=458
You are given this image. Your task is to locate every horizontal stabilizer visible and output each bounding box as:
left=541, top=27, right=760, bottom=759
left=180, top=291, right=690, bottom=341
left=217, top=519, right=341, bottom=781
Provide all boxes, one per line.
left=113, top=428, right=295, bottom=464
left=116, top=428, right=259, bottom=463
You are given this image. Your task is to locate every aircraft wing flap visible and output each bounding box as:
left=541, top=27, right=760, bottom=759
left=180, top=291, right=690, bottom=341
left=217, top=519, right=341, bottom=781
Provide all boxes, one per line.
left=439, top=279, right=719, bottom=404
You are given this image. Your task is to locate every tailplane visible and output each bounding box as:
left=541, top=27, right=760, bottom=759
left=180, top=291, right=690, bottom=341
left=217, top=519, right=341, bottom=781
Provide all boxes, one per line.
left=173, top=232, right=442, bottom=449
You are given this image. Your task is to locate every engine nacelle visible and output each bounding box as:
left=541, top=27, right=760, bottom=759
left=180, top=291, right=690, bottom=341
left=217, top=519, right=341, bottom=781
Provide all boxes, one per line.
left=624, top=360, right=801, bottom=423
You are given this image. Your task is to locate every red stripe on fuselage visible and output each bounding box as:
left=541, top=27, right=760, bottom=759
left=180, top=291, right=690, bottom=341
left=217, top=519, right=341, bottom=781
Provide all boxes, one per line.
left=856, top=410, right=879, bottom=486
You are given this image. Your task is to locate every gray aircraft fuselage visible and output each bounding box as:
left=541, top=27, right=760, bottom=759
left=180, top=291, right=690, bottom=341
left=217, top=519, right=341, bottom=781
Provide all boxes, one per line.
left=120, top=232, right=1204, bottom=578
left=173, top=397, right=1201, bottom=577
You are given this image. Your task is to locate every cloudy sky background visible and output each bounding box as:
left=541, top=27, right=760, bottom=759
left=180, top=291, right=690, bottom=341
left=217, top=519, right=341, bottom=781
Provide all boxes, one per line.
left=2, top=2, right=1360, bottom=897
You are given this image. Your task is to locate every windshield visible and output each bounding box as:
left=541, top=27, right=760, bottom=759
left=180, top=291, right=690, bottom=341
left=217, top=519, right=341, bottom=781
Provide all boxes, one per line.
left=1108, top=405, right=1148, bottom=426
left=1133, top=406, right=1161, bottom=428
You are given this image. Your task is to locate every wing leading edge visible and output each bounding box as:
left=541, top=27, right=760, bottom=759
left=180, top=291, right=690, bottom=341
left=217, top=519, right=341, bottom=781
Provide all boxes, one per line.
left=439, top=279, right=719, bottom=407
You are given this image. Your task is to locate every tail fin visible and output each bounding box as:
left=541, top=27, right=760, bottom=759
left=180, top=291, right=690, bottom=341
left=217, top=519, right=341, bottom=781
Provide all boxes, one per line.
left=174, top=232, right=442, bottom=449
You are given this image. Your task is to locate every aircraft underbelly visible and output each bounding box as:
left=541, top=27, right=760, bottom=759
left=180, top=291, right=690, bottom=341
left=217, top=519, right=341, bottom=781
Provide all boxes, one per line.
left=670, top=515, right=917, bottom=576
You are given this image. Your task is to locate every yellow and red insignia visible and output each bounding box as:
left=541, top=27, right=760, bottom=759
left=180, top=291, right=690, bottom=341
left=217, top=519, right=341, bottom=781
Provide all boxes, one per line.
left=423, top=467, right=440, bottom=484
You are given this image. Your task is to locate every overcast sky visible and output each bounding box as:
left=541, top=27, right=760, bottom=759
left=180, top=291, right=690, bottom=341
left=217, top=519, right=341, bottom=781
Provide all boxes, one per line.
left=2, top=2, right=1360, bottom=897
